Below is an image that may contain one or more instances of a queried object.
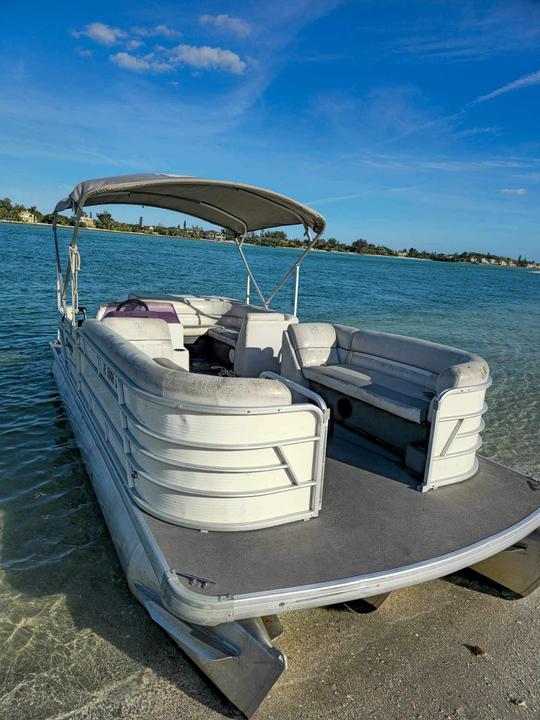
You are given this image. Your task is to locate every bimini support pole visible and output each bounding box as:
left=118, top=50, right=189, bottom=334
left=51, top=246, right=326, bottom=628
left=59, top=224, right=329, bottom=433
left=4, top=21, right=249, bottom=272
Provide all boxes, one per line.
left=197, top=200, right=268, bottom=308
left=197, top=198, right=324, bottom=314
left=53, top=215, right=64, bottom=314
left=60, top=208, right=83, bottom=324
left=245, top=273, right=251, bottom=304
left=293, top=262, right=300, bottom=316
left=265, top=226, right=322, bottom=311
left=234, top=233, right=268, bottom=308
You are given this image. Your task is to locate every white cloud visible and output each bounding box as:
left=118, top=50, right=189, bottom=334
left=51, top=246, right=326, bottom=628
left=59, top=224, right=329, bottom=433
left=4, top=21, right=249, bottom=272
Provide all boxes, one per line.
left=132, top=24, right=181, bottom=38
left=76, top=48, right=93, bottom=58
left=475, top=69, right=540, bottom=102
left=71, top=22, right=126, bottom=46
left=126, top=39, right=144, bottom=50
left=499, top=188, right=528, bottom=195
left=170, top=44, right=246, bottom=74
left=200, top=14, right=252, bottom=38
left=109, top=52, right=172, bottom=74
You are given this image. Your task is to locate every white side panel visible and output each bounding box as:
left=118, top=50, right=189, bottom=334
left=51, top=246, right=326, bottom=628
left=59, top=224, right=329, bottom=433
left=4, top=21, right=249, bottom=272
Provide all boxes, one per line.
left=124, top=390, right=317, bottom=443
left=63, top=322, right=328, bottom=531
left=134, top=479, right=314, bottom=528
left=422, top=383, right=490, bottom=491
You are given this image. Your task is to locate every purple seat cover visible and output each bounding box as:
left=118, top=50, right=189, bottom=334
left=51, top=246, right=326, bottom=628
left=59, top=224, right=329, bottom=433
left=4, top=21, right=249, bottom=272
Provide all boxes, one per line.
left=103, top=301, right=180, bottom=324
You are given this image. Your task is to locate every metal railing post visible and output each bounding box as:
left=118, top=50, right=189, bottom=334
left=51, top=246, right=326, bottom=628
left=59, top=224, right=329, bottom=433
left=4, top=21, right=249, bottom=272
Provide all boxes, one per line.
left=293, top=264, right=300, bottom=316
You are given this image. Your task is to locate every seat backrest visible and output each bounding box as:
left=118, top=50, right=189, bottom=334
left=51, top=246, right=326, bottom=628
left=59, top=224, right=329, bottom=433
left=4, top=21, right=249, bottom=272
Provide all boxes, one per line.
left=283, top=323, right=489, bottom=394
left=346, top=329, right=468, bottom=373
left=101, top=317, right=176, bottom=361
left=168, top=296, right=233, bottom=328
left=234, top=313, right=298, bottom=377
left=346, top=328, right=489, bottom=391
left=220, top=303, right=275, bottom=331
left=285, top=323, right=347, bottom=368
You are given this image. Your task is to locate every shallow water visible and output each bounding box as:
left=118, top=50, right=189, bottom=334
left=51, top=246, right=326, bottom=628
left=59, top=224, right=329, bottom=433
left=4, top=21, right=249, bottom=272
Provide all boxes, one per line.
left=0, top=222, right=538, bottom=717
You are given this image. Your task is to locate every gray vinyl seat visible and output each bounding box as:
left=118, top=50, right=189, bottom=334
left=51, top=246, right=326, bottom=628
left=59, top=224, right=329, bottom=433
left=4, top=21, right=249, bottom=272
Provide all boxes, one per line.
left=281, top=322, right=491, bottom=486
left=302, top=364, right=431, bottom=424
left=281, top=323, right=492, bottom=489
left=282, top=322, right=488, bottom=424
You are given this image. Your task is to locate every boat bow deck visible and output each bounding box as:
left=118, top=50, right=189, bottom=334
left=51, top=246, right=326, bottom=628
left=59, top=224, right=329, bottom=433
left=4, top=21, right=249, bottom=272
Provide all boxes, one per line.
left=142, top=427, right=540, bottom=599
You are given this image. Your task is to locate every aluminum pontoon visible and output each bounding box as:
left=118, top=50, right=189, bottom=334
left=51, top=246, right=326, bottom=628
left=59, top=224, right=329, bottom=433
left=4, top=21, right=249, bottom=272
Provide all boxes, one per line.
left=51, top=174, right=540, bottom=717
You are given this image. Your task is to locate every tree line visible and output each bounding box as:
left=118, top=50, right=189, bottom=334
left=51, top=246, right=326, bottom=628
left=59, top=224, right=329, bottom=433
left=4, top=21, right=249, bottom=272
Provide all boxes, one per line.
left=0, top=196, right=536, bottom=266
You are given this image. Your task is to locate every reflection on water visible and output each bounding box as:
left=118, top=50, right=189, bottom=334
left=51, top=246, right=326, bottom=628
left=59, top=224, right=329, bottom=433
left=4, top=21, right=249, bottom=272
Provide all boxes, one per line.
left=0, top=223, right=538, bottom=716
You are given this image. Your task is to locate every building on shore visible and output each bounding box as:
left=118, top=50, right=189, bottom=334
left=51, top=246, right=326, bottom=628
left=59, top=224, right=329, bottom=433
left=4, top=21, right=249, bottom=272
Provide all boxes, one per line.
left=19, top=209, right=37, bottom=223
left=206, top=229, right=226, bottom=241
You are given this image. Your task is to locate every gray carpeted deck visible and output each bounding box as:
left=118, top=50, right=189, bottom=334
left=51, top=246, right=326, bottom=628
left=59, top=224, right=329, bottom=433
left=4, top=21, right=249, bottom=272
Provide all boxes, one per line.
left=142, top=427, right=540, bottom=597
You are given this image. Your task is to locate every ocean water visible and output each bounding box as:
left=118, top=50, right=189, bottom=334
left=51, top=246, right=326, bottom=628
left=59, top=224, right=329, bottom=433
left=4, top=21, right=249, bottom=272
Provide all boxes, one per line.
left=0, top=222, right=539, bottom=717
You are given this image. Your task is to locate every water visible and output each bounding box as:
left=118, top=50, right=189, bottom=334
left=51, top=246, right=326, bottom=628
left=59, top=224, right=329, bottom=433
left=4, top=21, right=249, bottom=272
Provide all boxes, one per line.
left=0, top=222, right=539, bottom=717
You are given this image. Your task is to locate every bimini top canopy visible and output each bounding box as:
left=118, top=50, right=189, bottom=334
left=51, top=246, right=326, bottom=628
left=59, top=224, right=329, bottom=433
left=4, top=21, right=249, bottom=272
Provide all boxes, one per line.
left=53, top=173, right=326, bottom=236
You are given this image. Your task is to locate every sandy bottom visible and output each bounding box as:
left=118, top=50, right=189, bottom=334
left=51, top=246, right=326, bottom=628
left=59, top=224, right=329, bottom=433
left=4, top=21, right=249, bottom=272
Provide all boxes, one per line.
left=96, top=584, right=540, bottom=720
left=5, top=575, right=537, bottom=720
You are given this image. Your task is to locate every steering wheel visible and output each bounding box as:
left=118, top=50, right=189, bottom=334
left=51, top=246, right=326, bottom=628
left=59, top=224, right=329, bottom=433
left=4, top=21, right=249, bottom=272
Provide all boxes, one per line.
left=115, top=298, right=149, bottom=312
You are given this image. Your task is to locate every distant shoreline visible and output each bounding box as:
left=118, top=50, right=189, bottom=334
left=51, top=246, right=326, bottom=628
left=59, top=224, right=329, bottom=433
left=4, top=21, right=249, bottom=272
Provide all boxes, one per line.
left=0, top=219, right=435, bottom=259
left=0, top=219, right=536, bottom=268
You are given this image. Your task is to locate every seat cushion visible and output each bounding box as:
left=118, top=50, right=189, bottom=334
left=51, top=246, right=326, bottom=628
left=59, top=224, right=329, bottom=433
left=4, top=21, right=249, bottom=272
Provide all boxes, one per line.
left=287, top=322, right=342, bottom=367
left=303, top=364, right=431, bottom=424
left=207, top=326, right=239, bottom=348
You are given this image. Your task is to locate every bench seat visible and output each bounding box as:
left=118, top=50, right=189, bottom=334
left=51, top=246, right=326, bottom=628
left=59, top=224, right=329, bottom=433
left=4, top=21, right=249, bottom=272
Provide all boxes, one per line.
left=281, top=322, right=490, bottom=490
left=304, top=364, right=431, bottom=424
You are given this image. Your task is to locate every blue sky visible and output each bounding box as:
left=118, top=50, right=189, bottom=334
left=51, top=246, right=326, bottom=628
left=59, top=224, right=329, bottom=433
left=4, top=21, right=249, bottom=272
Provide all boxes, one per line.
left=1, top=1, right=540, bottom=258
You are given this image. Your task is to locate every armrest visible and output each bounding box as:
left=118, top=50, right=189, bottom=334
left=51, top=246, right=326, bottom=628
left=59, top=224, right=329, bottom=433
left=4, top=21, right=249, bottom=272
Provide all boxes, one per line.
left=260, top=371, right=328, bottom=412
left=436, top=358, right=490, bottom=393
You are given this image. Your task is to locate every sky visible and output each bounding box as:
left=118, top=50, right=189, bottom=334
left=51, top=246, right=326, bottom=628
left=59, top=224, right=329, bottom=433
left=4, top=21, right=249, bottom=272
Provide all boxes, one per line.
left=1, top=0, right=540, bottom=258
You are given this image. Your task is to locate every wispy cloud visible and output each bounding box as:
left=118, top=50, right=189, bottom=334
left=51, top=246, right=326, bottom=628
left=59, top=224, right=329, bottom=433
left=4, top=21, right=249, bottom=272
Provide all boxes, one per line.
left=475, top=69, right=540, bottom=103
left=499, top=187, right=528, bottom=195
left=353, top=153, right=540, bottom=174
left=109, top=52, right=172, bottom=74
left=132, top=24, right=181, bottom=39
left=307, top=186, right=416, bottom=205
left=75, top=48, right=93, bottom=58
left=398, top=2, right=540, bottom=61
left=200, top=14, right=252, bottom=39
left=313, top=85, right=457, bottom=147
left=454, top=126, right=500, bottom=139
left=307, top=192, right=367, bottom=205
left=71, top=22, right=126, bottom=46
left=168, top=44, right=246, bottom=75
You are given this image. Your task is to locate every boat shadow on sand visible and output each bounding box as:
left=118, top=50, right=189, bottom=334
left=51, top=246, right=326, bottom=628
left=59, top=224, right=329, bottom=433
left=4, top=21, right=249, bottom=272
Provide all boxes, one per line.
left=0, top=393, right=239, bottom=719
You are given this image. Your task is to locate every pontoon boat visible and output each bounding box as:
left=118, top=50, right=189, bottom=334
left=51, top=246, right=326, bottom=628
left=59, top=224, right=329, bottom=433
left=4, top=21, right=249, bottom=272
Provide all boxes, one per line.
left=51, top=174, right=540, bottom=717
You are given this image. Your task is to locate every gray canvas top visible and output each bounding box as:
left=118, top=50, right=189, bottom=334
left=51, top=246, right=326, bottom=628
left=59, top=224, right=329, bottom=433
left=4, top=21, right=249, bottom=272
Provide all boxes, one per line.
left=53, top=173, right=326, bottom=236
